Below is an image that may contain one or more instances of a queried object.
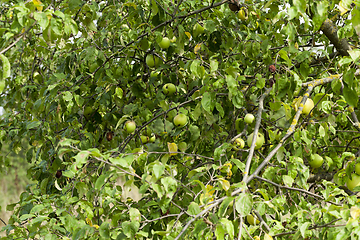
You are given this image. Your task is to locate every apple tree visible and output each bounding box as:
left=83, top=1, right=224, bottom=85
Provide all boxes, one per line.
left=1, top=0, right=360, bottom=239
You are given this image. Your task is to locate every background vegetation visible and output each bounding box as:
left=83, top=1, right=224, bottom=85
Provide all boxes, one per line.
left=0, top=144, right=32, bottom=237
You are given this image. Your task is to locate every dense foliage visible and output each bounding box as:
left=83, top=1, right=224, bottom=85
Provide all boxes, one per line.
left=1, top=0, right=360, bottom=239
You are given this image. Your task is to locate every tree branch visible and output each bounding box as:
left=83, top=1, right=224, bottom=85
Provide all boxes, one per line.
left=320, top=19, right=351, bottom=56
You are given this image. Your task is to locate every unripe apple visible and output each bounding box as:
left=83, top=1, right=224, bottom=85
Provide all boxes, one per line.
left=347, top=173, right=360, bottom=191
left=84, top=106, right=93, bottom=116
left=173, top=113, right=188, bottom=127
left=159, top=37, right=170, bottom=49
left=244, top=113, right=255, bottom=124
left=124, top=121, right=136, bottom=134
left=237, top=8, right=248, bottom=20
left=140, top=135, right=149, bottom=144
left=295, top=97, right=314, bottom=115
left=150, top=71, right=159, bottom=78
left=303, top=98, right=314, bottom=115
left=178, top=142, right=187, bottom=152
left=309, top=154, right=324, bottom=169
left=149, top=134, right=156, bottom=143
left=228, top=1, right=240, bottom=12
left=233, top=138, right=245, bottom=150
left=146, top=55, right=160, bottom=68
left=355, top=163, right=360, bottom=175
left=246, top=214, right=260, bottom=225
left=247, top=132, right=265, bottom=150
left=163, top=83, right=176, bottom=96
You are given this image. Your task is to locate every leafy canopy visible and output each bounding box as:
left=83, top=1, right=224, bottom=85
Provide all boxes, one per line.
left=1, top=0, right=360, bottom=239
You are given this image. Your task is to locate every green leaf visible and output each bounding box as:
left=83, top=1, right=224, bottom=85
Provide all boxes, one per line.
left=99, top=222, right=110, bottom=238
left=26, top=121, right=41, bottom=130
left=278, top=49, right=292, bottom=66
left=129, top=208, right=141, bottom=222
left=295, top=51, right=310, bottom=63
left=201, top=92, right=216, bottom=113
left=210, top=59, right=218, bottom=73
left=215, top=102, right=224, bottom=118
left=122, top=221, right=139, bottom=238
left=215, top=224, right=225, bottom=240
left=204, top=20, right=216, bottom=33
left=32, top=216, right=49, bottom=224
left=343, top=85, right=358, bottom=107
left=20, top=214, right=35, bottom=221
left=282, top=175, right=294, bottom=187
left=0, top=54, right=10, bottom=79
left=151, top=0, right=158, bottom=15
left=313, top=1, right=328, bottom=31
left=230, top=158, right=245, bottom=172
left=95, top=174, right=107, bottom=189
left=189, top=125, right=200, bottom=141
left=218, top=197, right=235, bottom=217
left=34, top=12, right=49, bottom=29
left=348, top=49, right=360, bottom=62
left=153, top=162, right=165, bottom=179
left=190, top=60, right=205, bottom=78
left=73, top=150, right=90, bottom=168
left=343, top=68, right=355, bottom=88
left=300, top=222, right=311, bottom=238
left=161, top=177, right=177, bottom=197
left=235, top=192, right=253, bottom=216
left=351, top=8, right=360, bottom=36
left=187, top=202, right=201, bottom=215
left=219, top=218, right=234, bottom=239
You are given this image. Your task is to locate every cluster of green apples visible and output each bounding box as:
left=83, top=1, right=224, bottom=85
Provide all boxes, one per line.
left=145, top=36, right=173, bottom=69
left=124, top=120, right=157, bottom=144
left=232, top=113, right=265, bottom=151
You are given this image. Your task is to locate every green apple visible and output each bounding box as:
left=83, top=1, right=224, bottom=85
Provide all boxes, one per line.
left=146, top=55, right=160, bottom=68
left=247, top=132, right=265, bottom=150
left=125, top=120, right=136, bottom=134
left=173, top=113, right=188, bottom=127
left=237, top=8, right=248, bottom=20
left=295, top=97, right=314, bottom=115
left=246, top=214, right=259, bottom=225
left=150, top=71, right=159, bottom=78
left=138, top=39, right=149, bottom=51
left=347, top=173, right=360, bottom=191
left=233, top=138, right=245, bottom=150
left=84, top=106, right=93, bottom=116
left=159, top=37, right=170, bottom=49
left=163, top=83, right=176, bottom=96
left=355, top=163, right=360, bottom=175
left=244, top=113, right=255, bottom=124
left=193, top=23, right=204, bottom=38
left=303, top=98, right=314, bottom=115
left=309, top=154, right=323, bottom=169
left=149, top=134, right=156, bottom=143
left=178, top=142, right=187, bottom=152
left=140, top=135, right=149, bottom=144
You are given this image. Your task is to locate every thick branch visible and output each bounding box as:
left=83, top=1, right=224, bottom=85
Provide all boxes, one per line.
left=320, top=19, right=351, bottom=57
